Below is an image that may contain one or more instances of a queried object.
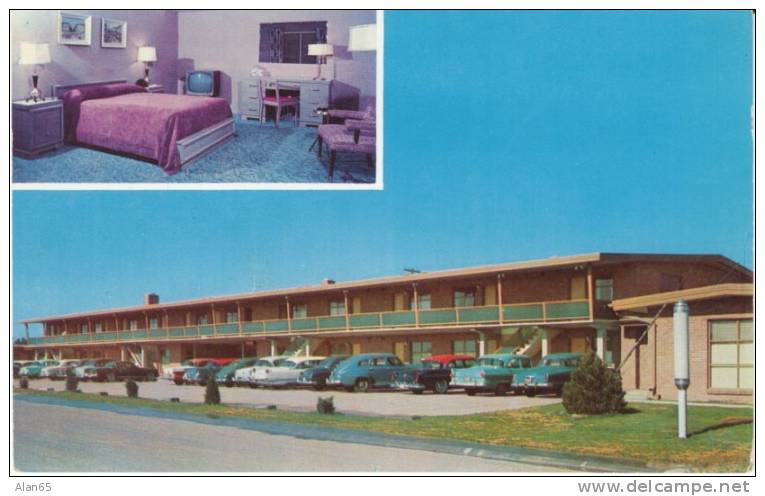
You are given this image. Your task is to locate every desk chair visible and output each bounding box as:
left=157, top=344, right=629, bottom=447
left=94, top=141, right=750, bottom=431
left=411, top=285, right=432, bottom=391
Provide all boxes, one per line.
left=259, top=79, right=299, bottom=127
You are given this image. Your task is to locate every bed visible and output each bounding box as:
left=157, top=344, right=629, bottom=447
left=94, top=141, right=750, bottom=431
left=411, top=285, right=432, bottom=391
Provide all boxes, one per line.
left=54, top=80, right=235, bottom=175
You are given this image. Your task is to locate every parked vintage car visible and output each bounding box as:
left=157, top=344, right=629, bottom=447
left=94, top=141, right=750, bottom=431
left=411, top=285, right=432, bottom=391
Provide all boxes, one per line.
left=182, top=359, right=237, bottom=385
left=41, top=359, right=82, bottom=380
left=19, top=360, right=60, bottom=378
left=235, top=356, right=289, bottom=387
left=251, top=356, right=325, bottom=387
left=327, top=353, right=416, bottom=392
left=512, top=352, right=584, bottom=397
left=451, top=353, right=533, bottom=396
left=394, top=354, right=476, bottom=394
left=297, top=355, right=350, bottom=390
left=74, top=359, right=114, bottom=378
left=215, top=357, right=260, bottom=387
left=171, top=359, right=225, bottom=385
left=81, top=360, right=159, bottom=382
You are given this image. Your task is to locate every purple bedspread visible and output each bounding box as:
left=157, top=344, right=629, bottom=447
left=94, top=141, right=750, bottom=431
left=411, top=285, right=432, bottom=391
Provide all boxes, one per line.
left=64, top=85, right=232, bottom=174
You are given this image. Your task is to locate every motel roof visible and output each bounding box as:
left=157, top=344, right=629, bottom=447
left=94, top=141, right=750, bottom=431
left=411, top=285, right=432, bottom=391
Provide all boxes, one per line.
left=21, top=252, right=751, bottom=324
left=609, top=283, right=754, bottom=312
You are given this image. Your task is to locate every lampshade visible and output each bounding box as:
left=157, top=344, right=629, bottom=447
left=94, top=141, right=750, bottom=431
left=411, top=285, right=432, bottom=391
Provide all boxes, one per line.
left=137, top=46, right=157, bottom=63
left=349, top=24, right=377, bottom=51
left=19, top=42, right=51, bottom=65
left=307, top=43, right=334, bottom=57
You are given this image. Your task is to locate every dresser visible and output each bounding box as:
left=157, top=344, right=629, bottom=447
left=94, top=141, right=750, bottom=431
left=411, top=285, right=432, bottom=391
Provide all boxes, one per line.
left=12, top=98, right=64, bottom=158
left=238, top=78, right=334, bottom=127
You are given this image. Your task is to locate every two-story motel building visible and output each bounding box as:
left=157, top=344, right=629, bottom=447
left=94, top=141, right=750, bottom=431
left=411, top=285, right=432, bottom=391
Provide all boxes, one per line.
left=18, top=253, right=753, bottom=403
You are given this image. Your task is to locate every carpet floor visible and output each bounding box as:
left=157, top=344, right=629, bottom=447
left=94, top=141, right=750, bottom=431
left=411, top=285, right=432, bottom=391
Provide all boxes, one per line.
left=12, top=120, right=376, bottom=184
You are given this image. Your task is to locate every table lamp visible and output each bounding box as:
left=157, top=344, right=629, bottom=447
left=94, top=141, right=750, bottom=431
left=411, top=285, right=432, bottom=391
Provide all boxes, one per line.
left=349, top=24, right=377, bottom=52
left=307, top=43, right=333, bottom=80
left=138, top=46, right=157, bottom=83
left=19, top=42, right=51, bottom=102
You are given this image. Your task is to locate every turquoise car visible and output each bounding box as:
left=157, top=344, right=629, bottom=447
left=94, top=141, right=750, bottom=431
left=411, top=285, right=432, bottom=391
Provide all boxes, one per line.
left=512, top=352, right=584, bottom=397
left=451, top=353, right=533, bottom=396
left=326, top=353, right=415, bottom=392
left=19, top=360, right=59, bottom=378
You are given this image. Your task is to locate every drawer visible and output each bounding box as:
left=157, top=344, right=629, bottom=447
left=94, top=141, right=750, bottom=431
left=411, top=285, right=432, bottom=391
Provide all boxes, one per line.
left=240, top=80, right=261, bottom=92
left=301, top=83, right=329, bottom=102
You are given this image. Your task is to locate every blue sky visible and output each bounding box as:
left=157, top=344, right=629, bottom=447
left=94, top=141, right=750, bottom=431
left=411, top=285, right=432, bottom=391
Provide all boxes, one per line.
left=12, top=11, right=753, bottom=338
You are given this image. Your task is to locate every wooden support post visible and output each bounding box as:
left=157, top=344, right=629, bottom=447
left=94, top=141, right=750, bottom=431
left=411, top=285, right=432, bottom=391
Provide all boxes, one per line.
left=211, top=304, right=216, bottom=334
left=114, top=315, right=119, bottom=333
left=587, top=265, right=594, bottom=321
left=344, top=291, right=350, bottom=330
left=497, top=274, right=504, bottom=324
left=413, top=283, right=420, bottom=327
left=286, top=297, right=292, bottom=333
left=236, top=301, right=244, bottom=335
left=144, top=311, right=149, bottom=331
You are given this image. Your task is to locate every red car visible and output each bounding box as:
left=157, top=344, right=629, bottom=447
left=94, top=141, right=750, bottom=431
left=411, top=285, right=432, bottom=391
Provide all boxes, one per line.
left=394, top=354, right=476, bottom=394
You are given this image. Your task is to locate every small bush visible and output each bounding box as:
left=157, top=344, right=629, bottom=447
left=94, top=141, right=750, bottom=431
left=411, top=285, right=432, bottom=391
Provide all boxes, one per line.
left=125, top=379, right=139, bottom=398
left=205, top=376, right=221, bottom=405
left=65, top=375, right=79, bottom=393
left=317, top=396, right=335, bottom=414
left=19, top=378, right=29, bottom=389
left=562, top=352, right=626, bottom=415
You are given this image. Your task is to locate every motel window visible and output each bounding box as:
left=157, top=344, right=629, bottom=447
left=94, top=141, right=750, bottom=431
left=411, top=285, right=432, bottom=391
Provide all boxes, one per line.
left=129, top=320, right=139, bottom=331
left=259, top=22, right=327, bottom=64
left=709, top=320, right=752, bottom=391
left=94, top=323, right=102, bottom=333
left=411, top=341, right=432, bottom=363
left=197, top=314, right=209, bottom=325
left=570, top=276, right=587, bottom=300
left=149, top=317, right=159, bottom=329
left=292, top=304, right=307, bottom=319
left=225, top=311, right=238, bottom=324
left=454, top=289, right=476, bottom=308
left=80, top=324, right=88, bottom=334
left=410, top=293, right=432, bottom=311
left=595, top=279, right=614, bottom=301
left=329, top=300, right=346, bottom=317
left=453, top=339, right=477, bottom=357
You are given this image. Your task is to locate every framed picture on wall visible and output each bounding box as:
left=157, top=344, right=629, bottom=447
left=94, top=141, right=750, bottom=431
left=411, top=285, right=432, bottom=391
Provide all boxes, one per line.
left=58, top=11, right=92, bottom=46
left=101, top=18, right=127, bottom=48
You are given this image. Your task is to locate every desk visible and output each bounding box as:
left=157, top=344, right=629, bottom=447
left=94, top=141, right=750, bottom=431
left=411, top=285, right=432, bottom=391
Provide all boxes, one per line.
left=238, top=78, right=333, bottom=127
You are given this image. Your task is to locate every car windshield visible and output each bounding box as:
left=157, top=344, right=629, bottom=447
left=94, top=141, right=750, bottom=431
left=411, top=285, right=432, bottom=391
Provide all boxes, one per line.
left=476, top=358, right=505, bottom=367
left=543, top=358, right=579, bottom=367
left=272, top=358, right=288, bottom=366
left=282, top=361, right=298, bottom=368
left=420, top=361, right=442, bottom=370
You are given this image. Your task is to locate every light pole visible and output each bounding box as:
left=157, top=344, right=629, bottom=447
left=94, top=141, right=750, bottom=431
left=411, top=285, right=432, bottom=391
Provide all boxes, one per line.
left=673, top=300, right=689, bottom=439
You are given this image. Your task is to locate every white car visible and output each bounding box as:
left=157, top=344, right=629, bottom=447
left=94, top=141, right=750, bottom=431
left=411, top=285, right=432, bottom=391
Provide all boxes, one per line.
left=251, top=356, right=326, bottom=387
left=73, top=359, right=112, bottom=378
left=40, top=359, right=82, bottom=379
left=234, top=356, right=289, bottom=387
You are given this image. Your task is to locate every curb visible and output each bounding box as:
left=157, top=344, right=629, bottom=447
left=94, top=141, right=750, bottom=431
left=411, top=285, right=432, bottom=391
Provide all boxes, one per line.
left=15, top=394, right=664, bottom=473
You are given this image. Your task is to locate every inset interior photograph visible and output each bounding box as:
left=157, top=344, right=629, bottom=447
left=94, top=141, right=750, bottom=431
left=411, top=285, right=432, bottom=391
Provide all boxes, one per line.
left=11, top=10, right=381, bottom=185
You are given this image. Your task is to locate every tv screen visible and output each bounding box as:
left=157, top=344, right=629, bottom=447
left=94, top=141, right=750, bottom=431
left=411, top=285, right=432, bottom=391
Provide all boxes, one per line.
left=186, top=70, right=220, bottom=96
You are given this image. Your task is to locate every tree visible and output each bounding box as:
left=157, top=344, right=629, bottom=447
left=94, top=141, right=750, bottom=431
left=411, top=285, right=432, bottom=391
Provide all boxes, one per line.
left=562, top=352, right=626, bottom=414
left=205, top=375, right=221, bottom=405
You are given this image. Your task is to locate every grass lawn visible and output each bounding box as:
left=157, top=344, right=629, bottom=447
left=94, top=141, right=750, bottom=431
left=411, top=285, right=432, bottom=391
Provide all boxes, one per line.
left=14, top=389, right=752, bottom=472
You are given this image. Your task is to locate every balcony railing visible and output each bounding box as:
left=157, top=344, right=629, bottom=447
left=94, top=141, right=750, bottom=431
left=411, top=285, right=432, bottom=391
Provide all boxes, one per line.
left=26, top=299, right=590, bottom=346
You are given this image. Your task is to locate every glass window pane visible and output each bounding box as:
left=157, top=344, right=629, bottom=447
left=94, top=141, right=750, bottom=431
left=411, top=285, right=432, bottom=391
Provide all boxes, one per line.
left=739, top=366, right=753, bottom=389
left=739, top=343, right=753, bottom=366
left=595, top=279, right=613, bottom=301
left=740, top=320, right=753, bottom=341
left=710, top=321, right=738, bottom=342
left=710, top=343, right=738, bottom=365
left=293, top=305, right=307, bottom=319
left=282, top=33, right=301, bottom=63
left=711, top=367, right=738, bottom=389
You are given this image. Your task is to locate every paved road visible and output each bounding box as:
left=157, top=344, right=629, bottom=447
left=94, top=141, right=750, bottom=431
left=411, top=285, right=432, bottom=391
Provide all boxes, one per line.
left=13, top=400, right=560, bottom=473
left=17, top=378, right=560, bottom=417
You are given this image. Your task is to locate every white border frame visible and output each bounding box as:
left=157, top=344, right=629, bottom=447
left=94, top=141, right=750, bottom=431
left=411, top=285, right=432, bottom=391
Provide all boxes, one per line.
left=100, top=18, right=128, bottom=49
left=57, top=11, right=92, bottom=46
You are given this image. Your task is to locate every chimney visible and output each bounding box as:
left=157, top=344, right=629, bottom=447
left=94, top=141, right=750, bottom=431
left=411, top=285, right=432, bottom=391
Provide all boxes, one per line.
left=321, top=278, right=336, bottom=285
left=144, top=293, right=160, bottom=305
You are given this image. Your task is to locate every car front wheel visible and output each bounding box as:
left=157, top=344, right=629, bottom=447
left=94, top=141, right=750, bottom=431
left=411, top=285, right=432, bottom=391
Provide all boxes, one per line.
left=354, top=378, right=370, bottom=393
left=433, top=379, right=449, bottom=394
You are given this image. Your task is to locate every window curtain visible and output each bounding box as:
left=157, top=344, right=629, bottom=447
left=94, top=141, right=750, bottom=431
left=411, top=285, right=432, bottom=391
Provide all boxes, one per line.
left=259, top=21, right=328, bottom=63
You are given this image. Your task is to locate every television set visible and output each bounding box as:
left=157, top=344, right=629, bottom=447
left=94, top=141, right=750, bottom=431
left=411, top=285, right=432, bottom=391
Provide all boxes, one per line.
left=185, top=70, right=221, bottom=97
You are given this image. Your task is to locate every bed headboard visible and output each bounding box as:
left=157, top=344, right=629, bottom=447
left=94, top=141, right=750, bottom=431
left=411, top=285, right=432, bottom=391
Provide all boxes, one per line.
left=51, top=80, right=127, bottom=100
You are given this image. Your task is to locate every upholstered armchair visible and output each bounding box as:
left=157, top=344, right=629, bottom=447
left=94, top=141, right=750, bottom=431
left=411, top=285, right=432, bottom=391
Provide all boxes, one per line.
left=316, top=107, right=376, bottom=182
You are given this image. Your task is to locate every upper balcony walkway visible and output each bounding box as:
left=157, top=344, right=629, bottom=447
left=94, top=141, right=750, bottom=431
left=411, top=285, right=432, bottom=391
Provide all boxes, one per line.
left=26, top=299, right=591, bottom=347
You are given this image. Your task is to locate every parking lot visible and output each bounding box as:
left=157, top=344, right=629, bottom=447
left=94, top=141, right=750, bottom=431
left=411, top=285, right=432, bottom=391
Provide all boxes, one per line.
left=16, top=378, right=561, bottom=417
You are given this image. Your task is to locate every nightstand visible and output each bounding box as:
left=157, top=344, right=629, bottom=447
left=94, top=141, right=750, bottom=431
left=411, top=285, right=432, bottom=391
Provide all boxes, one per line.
left=146, top=84, right=165, bottom=94
left=12, top=98, right=64, bottom=158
